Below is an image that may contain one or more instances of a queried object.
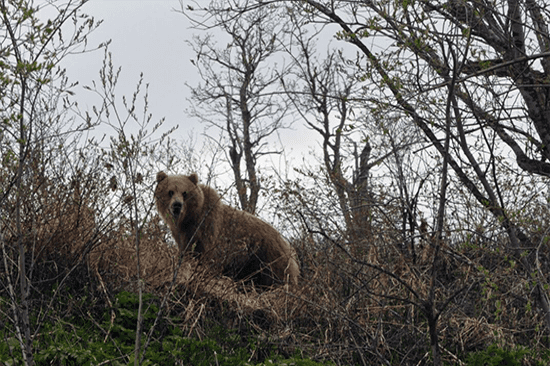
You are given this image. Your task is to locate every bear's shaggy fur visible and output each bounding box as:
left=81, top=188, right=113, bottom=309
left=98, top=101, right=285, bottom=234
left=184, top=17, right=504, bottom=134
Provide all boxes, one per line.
left=155, top=171, right=299, bottom=287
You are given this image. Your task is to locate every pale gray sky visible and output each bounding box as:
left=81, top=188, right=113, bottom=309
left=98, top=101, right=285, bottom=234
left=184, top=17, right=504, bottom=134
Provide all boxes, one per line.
left=66, top=0, right=195, bottom=133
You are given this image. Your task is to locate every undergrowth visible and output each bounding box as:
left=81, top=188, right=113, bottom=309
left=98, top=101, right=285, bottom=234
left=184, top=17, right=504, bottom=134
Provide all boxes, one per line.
left=0, top=291, right=330, bottom=366
left=465, top=344, right=550, bottom=366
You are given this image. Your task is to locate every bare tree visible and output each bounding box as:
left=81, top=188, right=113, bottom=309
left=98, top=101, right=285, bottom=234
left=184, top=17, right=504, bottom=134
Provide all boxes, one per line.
left=182, top=1, right=291, bottom=213
left=282, top=33, right=371, bottom=247
left=282, top=13, right=425, bottom=259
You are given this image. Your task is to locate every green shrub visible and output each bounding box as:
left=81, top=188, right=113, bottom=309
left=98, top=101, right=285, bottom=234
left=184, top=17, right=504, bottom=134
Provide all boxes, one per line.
left=466, top=344, right=528, bottom=366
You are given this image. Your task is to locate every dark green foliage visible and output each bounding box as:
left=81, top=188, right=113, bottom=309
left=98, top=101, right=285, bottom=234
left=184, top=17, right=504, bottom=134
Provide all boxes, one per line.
left=466, top=345, right=525, bottom=366
left=465, top=344, right=550, bottom=366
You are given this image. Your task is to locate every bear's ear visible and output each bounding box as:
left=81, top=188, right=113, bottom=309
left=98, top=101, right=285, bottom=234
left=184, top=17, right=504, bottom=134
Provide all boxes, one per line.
left=156, top=171, right=168, bottom=183
left=188, top=173, right=199, bottom=185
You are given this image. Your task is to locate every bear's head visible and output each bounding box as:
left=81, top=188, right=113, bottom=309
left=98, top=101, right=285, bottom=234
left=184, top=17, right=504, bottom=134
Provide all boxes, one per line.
left=154, top=172, right=205, bottom=229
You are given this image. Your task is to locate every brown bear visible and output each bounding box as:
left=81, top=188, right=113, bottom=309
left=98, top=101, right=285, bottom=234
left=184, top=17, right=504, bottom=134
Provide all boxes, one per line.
left=154, top=171, right=299, bottom=287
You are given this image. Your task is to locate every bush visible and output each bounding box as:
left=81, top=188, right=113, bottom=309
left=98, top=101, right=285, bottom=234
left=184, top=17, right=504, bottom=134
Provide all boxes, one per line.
left=465, top=344, right=548, bottom=366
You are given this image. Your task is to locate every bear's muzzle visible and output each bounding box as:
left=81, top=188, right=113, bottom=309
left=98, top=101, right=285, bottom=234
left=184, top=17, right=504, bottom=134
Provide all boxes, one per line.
left=171, top=201, right=183, bottom=218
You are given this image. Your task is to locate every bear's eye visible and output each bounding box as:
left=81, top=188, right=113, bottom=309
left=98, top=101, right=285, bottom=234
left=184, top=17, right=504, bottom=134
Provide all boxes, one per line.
left=182, top=191, right=188, bottom=199
left=168, top=190, right=174, bottom=198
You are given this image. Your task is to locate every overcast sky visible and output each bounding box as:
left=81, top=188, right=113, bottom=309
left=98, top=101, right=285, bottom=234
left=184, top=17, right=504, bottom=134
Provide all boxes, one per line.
left=63, top=0, right=316, bottom=176
left=65, top=1, right=196, bottom=132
